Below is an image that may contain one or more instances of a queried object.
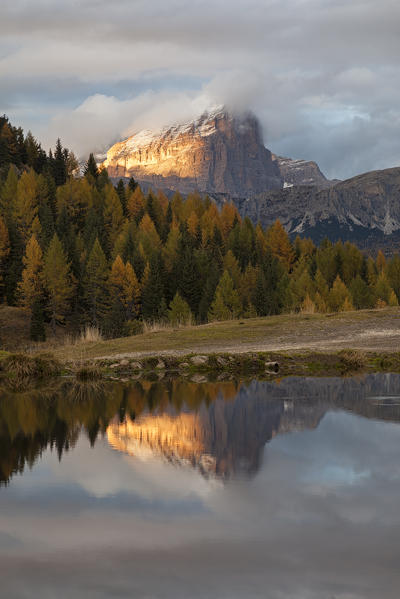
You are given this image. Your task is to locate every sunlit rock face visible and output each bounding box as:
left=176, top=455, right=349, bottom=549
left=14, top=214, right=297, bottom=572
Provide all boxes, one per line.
left=103, top=107, right=282, bottom=195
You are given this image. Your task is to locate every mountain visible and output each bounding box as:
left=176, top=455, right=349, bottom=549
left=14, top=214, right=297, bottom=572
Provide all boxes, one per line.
left=272, top=154, right=337, bottom=189
left=102, top=106, right=282, bottom=195
left=103, top=107, right=400, bottom=250
left=223, top=166, right=400, bottom=251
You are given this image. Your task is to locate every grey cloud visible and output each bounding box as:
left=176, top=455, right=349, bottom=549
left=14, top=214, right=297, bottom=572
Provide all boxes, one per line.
left=1, top=0, right=400, bottom=178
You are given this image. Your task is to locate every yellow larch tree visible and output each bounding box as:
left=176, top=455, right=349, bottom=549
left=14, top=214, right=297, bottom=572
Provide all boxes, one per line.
left=266, top=220, right=295, bottom=270
left=0, top=216, right=10, bottom=298
left=18, top=234, right=44, bottom=310
left=43, top=233, right=75, bottom=329
left=14, top=169, right=39, bottom=242
left=127, top=186, right=145, bottom=221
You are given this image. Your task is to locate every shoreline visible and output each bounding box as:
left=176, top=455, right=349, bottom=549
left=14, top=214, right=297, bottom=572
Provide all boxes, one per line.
left=1, top=349, right=400, bottom=386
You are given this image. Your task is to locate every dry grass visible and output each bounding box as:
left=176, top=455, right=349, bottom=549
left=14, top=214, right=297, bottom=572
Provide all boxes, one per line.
left=45, top=307, right=400, bottom=362
left=78, top=325, right=103, bottom=344
left=2, top=352, right=61, bottom=379
left=75, top=364, right=103, bottom=381
left=142, top=319, right=194, bottom=334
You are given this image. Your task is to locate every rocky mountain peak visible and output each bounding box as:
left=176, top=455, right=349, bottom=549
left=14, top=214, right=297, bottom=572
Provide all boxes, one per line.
left=102, top=107, right=282, bottom=195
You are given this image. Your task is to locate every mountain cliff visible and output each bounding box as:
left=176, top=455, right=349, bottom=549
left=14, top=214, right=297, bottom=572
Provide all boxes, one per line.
left=103, top=107, right=400, bottom=250
left=103, top=107, right=282, bottom=195
left=272, top=154, right=337, bottom=189
left=221, top=166, right=400, bottom=250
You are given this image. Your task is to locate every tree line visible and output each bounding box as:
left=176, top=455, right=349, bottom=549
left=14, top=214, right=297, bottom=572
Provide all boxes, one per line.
left=1, top=116, right=400, bottom=342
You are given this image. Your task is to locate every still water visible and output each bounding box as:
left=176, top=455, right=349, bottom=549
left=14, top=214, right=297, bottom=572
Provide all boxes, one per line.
left=1, top=375, right=400, bottom=598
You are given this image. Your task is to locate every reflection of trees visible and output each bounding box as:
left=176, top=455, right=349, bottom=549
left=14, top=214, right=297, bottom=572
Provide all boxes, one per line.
left=1, top=374, right=400, bottom=485
left=0, top=379, right=240, bottom=485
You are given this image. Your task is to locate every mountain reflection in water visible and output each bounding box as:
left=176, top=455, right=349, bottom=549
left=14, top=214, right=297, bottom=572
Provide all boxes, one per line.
left=2, top=374, right=400, bottom=599
left=1, top=373, right=400, bottom=485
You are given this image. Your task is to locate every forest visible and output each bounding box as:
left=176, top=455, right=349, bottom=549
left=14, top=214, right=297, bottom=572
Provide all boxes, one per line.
left=1, top=114, right=400, bottom=342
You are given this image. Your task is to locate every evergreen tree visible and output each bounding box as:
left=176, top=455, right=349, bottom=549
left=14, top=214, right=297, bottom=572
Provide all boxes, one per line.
left=116, top=179, right=127, bottom=215
left=53, top=138, right=67, bottom=186
left=84, top=153, right=99, bottom=180
left=83, top=238, right=109, bottom=326
left=141, top=253, right=166, bottom=320
left=128, top=177, right=137, bottom=192
left=0, top=216, right=10, bottom=300
left=30, top=296, right=46, bottom=342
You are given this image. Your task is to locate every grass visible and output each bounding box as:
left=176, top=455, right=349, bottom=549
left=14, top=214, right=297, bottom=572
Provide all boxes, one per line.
left=75, top=364, right=103, bottom=381
left=1, top=352, right=61, bottom=379
left=48, top=307, right=400, bottom=361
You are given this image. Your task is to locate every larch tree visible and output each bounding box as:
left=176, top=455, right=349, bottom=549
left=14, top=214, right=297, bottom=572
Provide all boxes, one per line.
left=328, top=275, right=351, bottom=312
left=43, top=233, right=74, bottom=330
left=208, top=270, right=241, bottom=321
left=14, top=169, right=38, bottom=242
left=265, top=220, right=295, bottom=271
left=0, top=216, right=10, bottom=299
left=168, top=291, right=192, bottom=326
left=0, top=165, right=18, bottom=217
left=18, top=234, right=44, bottom=310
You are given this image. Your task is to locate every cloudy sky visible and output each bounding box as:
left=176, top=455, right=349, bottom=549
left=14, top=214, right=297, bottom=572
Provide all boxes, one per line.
left=1, top=0, right=400, bottom=179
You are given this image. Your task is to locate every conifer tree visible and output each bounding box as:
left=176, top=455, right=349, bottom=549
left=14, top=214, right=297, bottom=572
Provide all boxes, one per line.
left=168, top=291, right=192, bottom=326
left=53, top=138, right=67, bottom=186
left=374, top=272, right=393, bottom=305
left=176, top=246, right=201, bottom=314
left=103, top=184, right=124, bottom=252
left=84, top=153, right=99, bottom=180
left=208, top=270, right=241, bottom=321
left=0, top=165, right=18, bottom=217
left=328, top=275, right=350, bottom=312
left=30, top=296, right=46, bottom=342
left=109, top=255, right=140, bottom=320
left=198, top=261, right=221, bottom=323
left=141, top=253, right=166, bottom=320
left=14, top=169, right=38, bottom=242
left=127, top=186, right=145, bottom=222
left=18, top=234, right=44, bottom=310
left=128, top=177, right=137, bottom=192
left=350, top=275, right=371, bottom=309
left=83, top=238, right=109, bottom=326
left=266, top=220, right=295, bottom=270
left=116, top=179, right=127, bottom=215
left=387, top=255, right=400, bottom=300
left=43, top=233, right=74, bottom=330
left=0, top=216, right=10, bottom=299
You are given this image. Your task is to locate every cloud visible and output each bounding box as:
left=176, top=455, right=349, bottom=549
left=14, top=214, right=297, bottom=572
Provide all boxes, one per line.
left=1, top=0, right=400, bottom=178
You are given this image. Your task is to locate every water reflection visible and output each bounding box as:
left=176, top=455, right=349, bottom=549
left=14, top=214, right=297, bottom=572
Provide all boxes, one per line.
left=2, top=374, right=400, bottom=598
left=2, top=374, right=400, bottom=485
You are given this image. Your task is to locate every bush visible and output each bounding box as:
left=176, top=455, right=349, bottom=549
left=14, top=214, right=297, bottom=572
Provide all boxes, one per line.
left=3, top=352, right=61, bottom=378
left=75, top=364, right=103, bottom=381
left=338, top=349, right=366, bottom=373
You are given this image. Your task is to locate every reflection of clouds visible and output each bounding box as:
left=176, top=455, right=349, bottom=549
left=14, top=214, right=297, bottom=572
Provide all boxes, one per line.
left=1, top=409, right=400, bottom=597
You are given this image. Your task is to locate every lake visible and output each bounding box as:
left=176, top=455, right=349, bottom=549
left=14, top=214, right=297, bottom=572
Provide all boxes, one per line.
left=1, top=374, right=400, bottom=598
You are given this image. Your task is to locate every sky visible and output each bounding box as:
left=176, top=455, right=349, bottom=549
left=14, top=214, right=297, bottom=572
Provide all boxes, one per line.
left=1, top=0, right=400, bottom=179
